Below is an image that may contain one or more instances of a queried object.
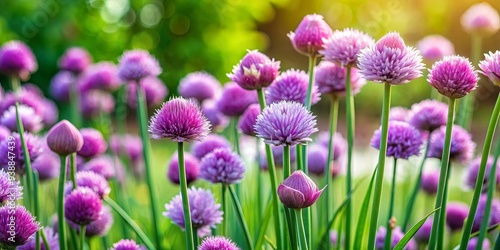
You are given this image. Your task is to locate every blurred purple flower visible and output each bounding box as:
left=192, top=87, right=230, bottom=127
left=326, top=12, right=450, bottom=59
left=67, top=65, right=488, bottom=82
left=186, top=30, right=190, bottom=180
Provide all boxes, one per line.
left=370, top=121, right=422, bottom=159
left=446, top=202, right=469, bottom=232
left=199, top=236, right=240, bottom=250
left=58, top=47, right=92, bottom=74
left=110, top=134, right=144, bottom=178
left=428, top=55, right=478, bottom=99
left=314, top=61, right=365, bottom=97
left=427, top=125, right=476, bottom=164
left=375, top=226, right=417, bottom=250
left=461, top=2, right=500, bottom=36
left=191, top=134, right=231, bottom=160
left=278, top=170, right=324, bottom=209
left=0, top=169, right=22, bottom=203
left=64, top=187, right=102, bottom=226
left=17, top=227, right=59, bottom=250
left=388, top=107, right=411, bottom=122
left=200, top=148, right=246, bottom=184
left=202, top=100, right=229, bottom=131
left=178, top=71, right=221, bottom=102
left=0, top=205, right=39, bottom=248
left=238, top=104, right=260, bottom=136
left=70, top=205, right=113, bottom=238
left=81, top=155, right=117, bottom=180
left=0, top=89, right=45, bottom=119
left=416, top=35, right=455, bottom=62
left=409, top=100, right=448, bottom=132
left=118, top=50, right=161, bottom=81
left=32, top=152, right=60, bottom=182
left=288, top=14, right=333, bottom=56
left=479, top=50, right=500, bottom=86
left=317, top=132, right=347, bottom=162
left=473, top=195, right=500, bottom=232
left=127, top=76, right=168, bottom=109
left=79, top=62, right=120, bottom=92
left=41, top=99, right=58, bottom=127
left=228, top=50, right=280, bottom=90
left=0, top=105, right=43, bottom=133
left=0, top=133, right=42, bottom=175
left=50, top=71, right=74, bottom=102
left=467, top=237, right=491, bottom=250
left=420, top=170, right=440, bottom=195
left=321, top=28, right=374, bottom=67
left=259, top=145, right=297, bottom=170
left=0, top=40, right=37, bottom=80
left=0, top=125, right=8, bottom=142
left=414, top=217, right=433, bottom=244
left=111, top=239, right=145, bottom=250
left=307, top=144, right=329, bottom=176
left=80, top=90, right=115, bottom=118
left=465, top=156, right=500, bottom=192
left=167, top=152, right=200, bottom=185
left=266, top=69, right=320, bottom=105
left=78, top=128, right=107, bottom=158
left=216, top=82, right=258, bottom=117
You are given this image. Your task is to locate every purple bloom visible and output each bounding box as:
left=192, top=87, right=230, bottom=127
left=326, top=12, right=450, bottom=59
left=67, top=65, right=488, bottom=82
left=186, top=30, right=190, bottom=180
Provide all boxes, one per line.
left=317, top=132, right=347, bottom=162
left=428, top=56, right=479, bottom=99
left=420, top=170, right=440, bottom=195
left=202, top=100, right=229, bottom=131
left=255, top=101, right=318, bottom=146
left=71, top=170, right=111, bottom=198
left=32, top=152, right=60, bottom=182
left=81, top=155, right=117, bottom=180
left=167, top=152, right=200, bottom=185
left=446, top=202, right=469, bottom=232
left=17, top=227, right=59, bottom=250
left=479, top=50, right=500, bottom=86
left=228, top=50, right=280, bottom=90
left=198, top=236, right=240, bottom=250
left=178, top=71, right=221, bottom=102
left=216, top=82, right=258, bottom=117
left=71, top=205, right=113, bottom=237
left=416, top=35, right=455, bottom=62
left=0, top=40, right=37, bottom=80
left=321, top=28, right=374, bottom=67
left=127, top=76, right=168, bottom=109
left=0, top=90, right=45, bottom=119
left=64, top=187, right=103, bottom=226
left=467, top=237, right=491, bottom=250
left=375, top=226, right=417, bottom=250
left=278, top=170, right=324, bottom=209
left=200, top=148, right=246, bottom=184
left=46, top=120, right=83, bottom=156
left=78, top=128, right=108, bottom=158
left=461, top=2, right=500, bottom=36
left=473, top=195, right=500, bottom=232
left=0, top=125, right=9, bottom=142
left=0, top=133, right=42, bottom=175
left=0, top=169, right=22, bottom=203
left=238, top=104, right=260, bottom=136
left=58, top=47, right=92, bottom=74
left=329, top=230, right=338, bottom=246
left=388, top=107, right=411, bottom=122
left=427, top=125, right=476, bottom=164
left=164, top=187, right=223, bottom=237
left=414, top=217, right=433, bottom=244
left=0, top=105, right=43, bottom=133
left=191, top=134, right=231, bottom=160
left=0, top=205, right=39, bottom=248
left=307, top=144, right=329, bottom=176
left=79, top=62, right=120, bottom=92
left=266, top=69, right=321, bottom=105
left=110, top=134, right=144, bottom=177
left=41, top=99, right=58, bottom=127
left=288, top=14, right=333, bottom=56
left=117, top=50, right=161, bottom=81
left=358, top=32, right=424, bottom=85
left=111, top=239, right=145, bottom=250
left=370, top=121, right=422, bottom=159
left=50, top=71, right=74, bottom=102
left=465, top=156, right=500, bottom=192
left=409, top=100, right=448, bottom=132
left=80, top=90, right=115, bottom=118
left=314, top=61, right=366, bottom=97
left=149, top=97, right=210, bottom=142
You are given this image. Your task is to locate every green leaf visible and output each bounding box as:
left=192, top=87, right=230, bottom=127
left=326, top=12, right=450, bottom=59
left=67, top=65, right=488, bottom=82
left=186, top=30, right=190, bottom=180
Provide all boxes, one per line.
left=353, top=166, right=378, bottom=250
left=255, top=201, right=274, bottom=249
left=393, top=208, right=440, bottom=250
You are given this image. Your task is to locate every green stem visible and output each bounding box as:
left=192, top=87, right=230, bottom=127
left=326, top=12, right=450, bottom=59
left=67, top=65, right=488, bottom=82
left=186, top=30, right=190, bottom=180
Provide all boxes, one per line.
left=33, top=171, right=40, bottom=250
left=40, top=228, right=51, bottom=250
left=178, top=142, right=195, bottom=250
left=70, top=153, right=77, bottom=189
left=368, top=83, right=392, bottom=250
left=296, top=145, right=303, bottom=171
left=221, top=185, right=227, bottom=236
left=295, top=209, right=309, bottom=250
left=284, top=207, right=297, bottom=250
left=58, top=155, right=68, bottom=250
left=69, top=72, right=81, bottom=128
left=428, top=97, right=456, bottom=250
left=437, top=161, right=452, bottom=249
left=232, top=117, right=241, bottom=155
left=283, top=144, right=297, bottom=250
left=104, top=197, right=156, bottom=249
left=383, top=158, right=398, bottom=250
left=305, top=55, right=317, bottom=110
left=495, top=231, right=500, bottom=249
left=344, top=65, right=354, bottom=250
left=136, top=83, right=161, bottom=248
left=228, top=185, right=254, bottom=250
left=283, top=145, right=291, bottom=178
left=80, top=226, right=86, bottom=250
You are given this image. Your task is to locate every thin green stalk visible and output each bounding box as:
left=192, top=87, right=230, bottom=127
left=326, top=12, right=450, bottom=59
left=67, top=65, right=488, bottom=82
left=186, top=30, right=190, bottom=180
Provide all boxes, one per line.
left=256, top=88, right=283, bottom=250
left=70, top=153, right=77, bottom=189
left=495, top=231, right=500, bottom=249
left=284, top=207, right=296, bottom=250
left=221, top=185, right=227, bottom=236
left=232, top=118, right=241, bottom=155
left=325, top=97, right=340, bottom=245
left=136, top=83, right=161, bottom=248
left=283, top=145, right=291, bottom=178
left=178, top=142, right=195, bottom=250
left=193, top=231, right=199, bottom=248
left=428, top=97, right=456, bottom=250
left=383, top=158, right=398, bottom=250
left=80, top=226, right=86, bottom=250
left=228, top=185, right=254, bottom=250
left=283, top=144, right=297, bottom=250
left=437, top=161, right=452, bottom=249
left=58, top=155, right=68, bottom=250
left=344, top=65, right=354, bottom=250
left=295, top=209, right=309, bottom=250
left=296, top=145, right=303, bottom=171
left=41, top=228, right=51, bottom=250
left=69, top=73, right=81, bottom=128
left=368, top=83, right=392, bottom=250
left=33, top=171, right=40, bottom=250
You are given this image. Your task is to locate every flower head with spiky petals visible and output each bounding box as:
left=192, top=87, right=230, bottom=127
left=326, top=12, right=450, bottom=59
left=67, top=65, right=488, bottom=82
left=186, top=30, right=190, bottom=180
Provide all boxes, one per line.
left=199, top=236, right=240, bottom=250
left=64, top=187, right=103, bottom=226
left=167, top=152, right=200, bottom=185
left=370, top=121, right=423, bottom=159
left=479, top=50, right=500, bottom=86
left=288, top=14, right=333, bottom=56
left=216, top=83, right=258, bottom=117
left=118, top=50, right=161, bottom=81
left=178, top=71, right=221, bottom=102
left=111, top=239, right=145, bottom=250
left=191, top=134, right=231, bottom=160
left=321, top=28, right=374, bottom=67
left=228, top=50, right=280, bottom=90
left=200, top=148, right=246, bottom=184
left=0, top=205, right=39, bottom=248
left=0, top=40, right=37, bottom=80
left=428, top=55, right=479, bottom=99
left=409, top=99, right=448, bottom=132
left=416, top=35, right=455, bottom=62
left=79, top=62, right=120, bottom=92
left=461, top=2, right=500, bottom=36
left=427, top=125, right=476, bottom=164
left=0, top=133, right=42, bottom=175
left=314, top=61, right=366, bottom=97
left=0, top=169, right=22, bottom=204
left=0, top=105, right=43, bottom=133
left=266, top=69, right=321, bottom=105
left=59, top=47, right=92, bottom=74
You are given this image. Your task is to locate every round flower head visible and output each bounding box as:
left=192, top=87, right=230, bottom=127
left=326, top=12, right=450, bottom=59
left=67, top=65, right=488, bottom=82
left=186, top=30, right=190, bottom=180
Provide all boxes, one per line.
left=191, top=134, right=231, bottom=160
left=0, top=133, right=42, bottom=175
left=110, top=134, right=143, bottom=163
left=375, top=226, right=417, bottom=250
left=461, top=2, right=500, bottom=36
left=314, top=61, right=366, bottom=97
left=167, top=152, right=200, bottom=185
left=200, top=147, right=246, bottom=184
left=216, top=82, right=258, bottom=117
left=178, top=71, right=221, bottom=102
left=0, top=205, right=39, bottom=248
left=277, top=170, right=325, bottom=209
left=78, top=128, right=108, bottom=158
left=80, top=90, right=115, bottom=118
left=307, top=144, right=329, bottom=176
left=465, top=156, right=500, bottom=192
left=266, top=69, right=321, bottom=105
left=111, top=239, right=145, bottom=250
left=164, top=187, right=223, bottom=237
left=416, top=35, right=455, bottom=62
left=370, top=121, right=422, bottom=159
left=428, top=56, right=479, bottom=99
left=317, top=132, right=347, bottom=162
left=467, top=237, right=491, bottom=250
left=59, top=47, right=92, bottom=74
left=32, top=152, right=60, bottom=182
left=415, top=217, right=433, bottom=244
left=427, top=125, right=476, bottom=164
left=202, top=100, right=229, bottom=131
left=321, top=28, right=374, bottom=66
left=409, top=99, right=448, bottom=132
left=126, top=76, right=168, bottom=109
left=65, top=187, right=103, bottom=226
left=198, top=236, right=240, bottom=250
left=255, top=101, right=318, bottom=146
left=79, top=62, right=120, bottom=92
left=0, top=105, right=43, bottom=133
left=288, top=14, right=333, bottom=56
left=17, top=227, right=59, bottom=250
left=238, top=104, right=260, bottom=136
left=0, top=90, right=45, bottom=117
left=388, top=107, right=411, bottom=122
left=473, top=195, right=500, bottom=232
left=50, top=71, right=74, bottom=102
left=117, top=49, right=161, bottom=81
left=81, top=155, right=117, bottom=180
left=420, top=170, right=440, bottom=195
left=46, top=120, right=83, bottom=156
left=149, top=97, right=210, bottom=142
left=71, top=170, right=111, bottom=198
left=228, top=50, right=280, bottom=90
left=446, top=202, right=469, bottom=232
left=0, top=125, right=9, bottom=142
left=0, top=40, right=37, bottom=80
left=71, top=205, right=113, bottom=237
left=479, top=50, right=500, bottom=86
left=0, top=169, right=22, bottom=203
left=358, top=32, right=424, bottom=85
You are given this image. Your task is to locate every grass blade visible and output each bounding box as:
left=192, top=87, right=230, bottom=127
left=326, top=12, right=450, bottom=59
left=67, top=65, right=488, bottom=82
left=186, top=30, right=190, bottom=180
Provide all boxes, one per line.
left=393, top=208, right=440, bottom=250
left=353, top=166, right=377, bottom=250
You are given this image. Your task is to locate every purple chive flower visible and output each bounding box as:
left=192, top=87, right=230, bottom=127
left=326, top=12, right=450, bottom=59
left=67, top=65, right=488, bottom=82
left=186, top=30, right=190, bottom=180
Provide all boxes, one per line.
left=198, top=236, right=240, bottom=250
left=473, top=195, right=500, bottom=232
left=420, top=170, right=440, bottom=195
left=278, top=170, right=324, bottom=209
left=259, top=145, right=297, bottom=170
left=80, top=90, right=115, bottom=118
left=0, top=105, right=43, bottom=133
left=191, top=134, right=231, bottom=160
left=255, top=101, right=318, bottom=146
left=321, top=28, right=374, bottom=67
left=415, top=217, right=433, bottom=244
left=79, top=62, right=120, bottom=92
left=465, top=156, right=500, bottom=192
left=117, top=50, right=161, bottom=81
left=461, top=2, right=500, bottom=36
left=179, top=71, right=221, bottom=102
left=46, top=120, right=83, bottom=156
left=216, top=82, right=258, bottom=117
left=307, top=144, right=329, bottom=176
left=0, top=125, right=9, bottom=142
left=467, top=237, right=491, bottom=250
left=388, top=107, right=411, bottom=122
left=0, top=169, right=22, bottom=203
left=329, top=230, right=338, bottom=246
left=375, top=226, right=417, bottom=250
left=167, top=152, right=200, bottom=185
left=71, top=171, right=111, bottom=198
left=428, top=56, right=479, bottom=99
left=17, top=227, right=59, bottom=250
left=41, top=99, right=58, bottom=127
left=81, top=155, right=117, bottom=180
left=71, top=205, right=113, bottom=237
left=164, top=187, right=223, bottom=237
left=288, top=14, right=333, bottom=56
left=111, top=239, right=145, bottom=250
left=0, top=40, right=37, bottom=80
left=427, top=125, right=476, bottom=164
left=370, top=121, right=422, bottom=159
left=126, top=76, right=168, bottom=109
left=64, top=187, right=103, bottom=226
left=200, top=148, right=246, bottom=184
left=358, top=32, right=424, bottom=85
left=32, top=152, right=60, bottom=182
left=202, top=100, right=229, bottom=131
left=149, top=97, right=210, bottom=142
left=479, top=50, right=500, bottom=86
left=50, top=71, right=74, bottom=102
left=314, top=61, right=366, bottom=97
left=446, top=202, right=469, bottom=232
left=416, top=35, right=455, bottom=62
left=238, top=104, right=260, bottom=136
left=0, top=205, right=39, bottom=248
left=78, top=128, right=107, bottom=158
left=409, top=100, right=448, bottom=132
left=266, top=69, right=321, bottom=105
left=317, top=132, right=347, bottom=162
left=0, top=90, right=45, bottom=120
left=228, top=50, right=280, bottom=90
left=0, top=133, right=42, bottom=175
left=59, top=47, right=92, bottom=74
left=110, top=134, right=144, bottom=178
